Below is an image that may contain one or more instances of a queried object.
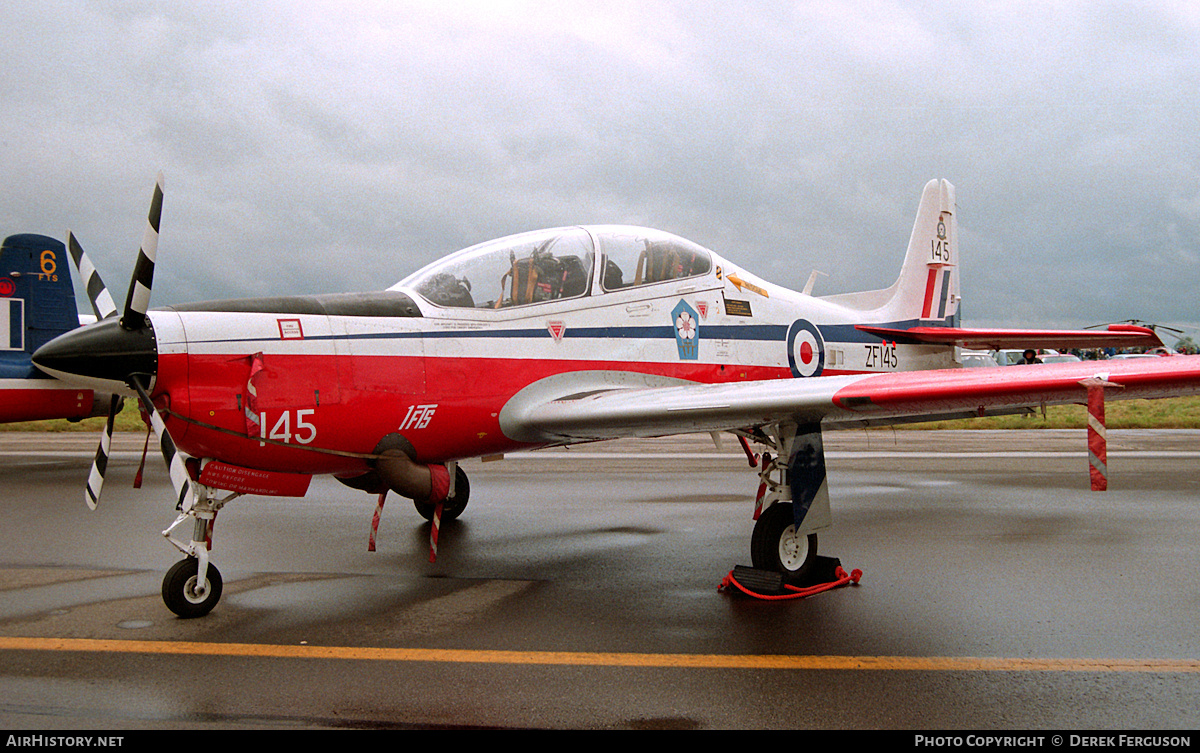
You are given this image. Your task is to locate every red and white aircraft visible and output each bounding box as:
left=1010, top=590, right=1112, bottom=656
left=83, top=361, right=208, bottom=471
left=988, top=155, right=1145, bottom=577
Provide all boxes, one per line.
left=32, top=175, right=1200, bottom=617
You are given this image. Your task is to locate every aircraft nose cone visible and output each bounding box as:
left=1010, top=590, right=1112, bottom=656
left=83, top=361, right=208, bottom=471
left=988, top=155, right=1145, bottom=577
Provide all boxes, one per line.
left=32, top=317, right=158, bottom=388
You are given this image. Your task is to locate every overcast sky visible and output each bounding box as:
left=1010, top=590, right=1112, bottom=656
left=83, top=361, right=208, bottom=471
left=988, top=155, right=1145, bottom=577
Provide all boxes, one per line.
left=2, top=1, right=1197, bottom=343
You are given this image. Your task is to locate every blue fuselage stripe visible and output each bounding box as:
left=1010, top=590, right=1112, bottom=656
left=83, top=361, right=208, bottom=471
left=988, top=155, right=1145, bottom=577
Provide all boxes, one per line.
left=186, top=318, right=951, bottom=347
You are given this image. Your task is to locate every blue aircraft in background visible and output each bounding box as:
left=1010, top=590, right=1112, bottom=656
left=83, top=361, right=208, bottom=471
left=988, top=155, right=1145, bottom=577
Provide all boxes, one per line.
left=1, top=233, right=108, bottom=423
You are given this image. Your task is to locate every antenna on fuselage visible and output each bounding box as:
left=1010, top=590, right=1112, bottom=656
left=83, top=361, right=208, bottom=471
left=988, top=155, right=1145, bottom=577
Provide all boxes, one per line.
left=802, top=270, right=827, bottom=296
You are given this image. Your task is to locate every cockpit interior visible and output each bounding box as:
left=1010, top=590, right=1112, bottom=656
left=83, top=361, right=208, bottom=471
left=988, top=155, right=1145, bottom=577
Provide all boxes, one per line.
left=396, top=226, right=713, bottom=310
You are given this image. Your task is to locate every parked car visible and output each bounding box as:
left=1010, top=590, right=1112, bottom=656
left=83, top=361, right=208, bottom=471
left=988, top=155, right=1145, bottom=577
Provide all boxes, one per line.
left=993, top=349, right=1026, bottom=366
left=961, top=350, right=1000, bottom=367
left=1040, top=353, right=1082, bottom=364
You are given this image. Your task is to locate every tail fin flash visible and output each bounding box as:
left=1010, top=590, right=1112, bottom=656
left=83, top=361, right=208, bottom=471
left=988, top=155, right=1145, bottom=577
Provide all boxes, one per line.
left=904, top=178, right=959, bottom=325
left=1, top=234, right=81, bottom=364
left=820, top=179, right=959, bottom=325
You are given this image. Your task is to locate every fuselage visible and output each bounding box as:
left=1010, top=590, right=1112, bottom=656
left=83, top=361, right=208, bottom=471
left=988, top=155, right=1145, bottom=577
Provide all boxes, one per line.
left=148, top=227, right=956, bottom=474
left=34, top=225, right=961, bottom=478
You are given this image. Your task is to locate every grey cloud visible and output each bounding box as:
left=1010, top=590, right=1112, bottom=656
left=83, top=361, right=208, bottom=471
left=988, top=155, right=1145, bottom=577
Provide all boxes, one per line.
left=0, top=1, right=1196, bottom=341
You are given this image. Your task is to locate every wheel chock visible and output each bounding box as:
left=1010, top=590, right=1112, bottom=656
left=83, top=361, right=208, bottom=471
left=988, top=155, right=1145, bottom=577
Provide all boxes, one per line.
left=727, top=565, right=784, bottom=594
left=720, top=556, right=861, bottom=600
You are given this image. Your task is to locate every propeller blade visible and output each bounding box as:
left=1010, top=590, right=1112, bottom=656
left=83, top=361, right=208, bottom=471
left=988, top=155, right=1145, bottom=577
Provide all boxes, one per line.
left=130, top=375, right=193, bottom=511
left=120, top=172, right=164, bottom=332
left=1087, top=319, right=1185, bottom=336
left=84, top=394, right=124, bottom=510
left=67, top=232, right=118, bottom=321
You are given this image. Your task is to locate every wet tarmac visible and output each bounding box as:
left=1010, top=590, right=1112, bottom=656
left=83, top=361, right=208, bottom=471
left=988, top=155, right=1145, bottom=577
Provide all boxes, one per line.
left=0, top=430, right=1197, bottom=730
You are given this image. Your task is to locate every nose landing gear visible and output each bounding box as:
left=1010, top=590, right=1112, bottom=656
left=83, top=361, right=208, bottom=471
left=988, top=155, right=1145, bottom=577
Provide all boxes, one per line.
left=160, top=482, right=238, bottom=618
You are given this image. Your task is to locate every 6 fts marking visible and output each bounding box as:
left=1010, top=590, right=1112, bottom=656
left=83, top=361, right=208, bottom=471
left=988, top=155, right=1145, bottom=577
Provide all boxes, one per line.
left=39, top=249, right=59, bottom=281
left=256, top=409, right=317, bottom=446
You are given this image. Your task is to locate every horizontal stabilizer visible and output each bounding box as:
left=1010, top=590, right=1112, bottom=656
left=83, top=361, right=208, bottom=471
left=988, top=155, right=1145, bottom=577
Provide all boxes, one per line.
left=854, top=323, right=1163, bottom=351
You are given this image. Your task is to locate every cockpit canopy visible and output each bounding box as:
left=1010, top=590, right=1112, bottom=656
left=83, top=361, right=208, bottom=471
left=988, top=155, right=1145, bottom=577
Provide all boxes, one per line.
left=395, top=226, right=713, bottom=310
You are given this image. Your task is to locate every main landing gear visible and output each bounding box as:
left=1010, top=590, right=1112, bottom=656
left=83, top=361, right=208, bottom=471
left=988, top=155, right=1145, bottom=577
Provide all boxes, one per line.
left=739, top=421, right=832, bottom=585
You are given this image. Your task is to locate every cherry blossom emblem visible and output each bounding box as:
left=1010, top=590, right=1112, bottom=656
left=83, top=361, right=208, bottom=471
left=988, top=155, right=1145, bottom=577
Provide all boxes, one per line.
left=676, top=310, right=696, bottom=340
left=671, top=300, right=700, bottom=360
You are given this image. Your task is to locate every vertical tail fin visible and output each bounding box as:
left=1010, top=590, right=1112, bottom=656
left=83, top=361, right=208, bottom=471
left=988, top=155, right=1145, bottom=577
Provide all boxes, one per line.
left=1, top=234, right=81, bottom=371
left=897, top=178, right=959, bottom=325
left=0, top=234, right=111, bottom=423
left=820, top=179, right=960, bottom=325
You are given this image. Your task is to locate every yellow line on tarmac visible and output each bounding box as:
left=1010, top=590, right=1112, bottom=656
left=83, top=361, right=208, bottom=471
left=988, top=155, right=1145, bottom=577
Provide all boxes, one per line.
left=1, top=636, right=1197, bottom=673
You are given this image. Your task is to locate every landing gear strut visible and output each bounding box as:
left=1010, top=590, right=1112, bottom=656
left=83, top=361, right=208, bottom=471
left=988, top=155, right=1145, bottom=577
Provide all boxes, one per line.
left=161, top=480, right=238, bottom=618
left=740, top=420, right=832, bottom=583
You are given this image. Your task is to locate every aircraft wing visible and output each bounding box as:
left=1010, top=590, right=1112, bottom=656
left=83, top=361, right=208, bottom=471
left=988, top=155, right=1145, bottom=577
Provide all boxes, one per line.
left=500, top=355, right=1200, bottom=444
left=854, top=323, right=1163, bottom=351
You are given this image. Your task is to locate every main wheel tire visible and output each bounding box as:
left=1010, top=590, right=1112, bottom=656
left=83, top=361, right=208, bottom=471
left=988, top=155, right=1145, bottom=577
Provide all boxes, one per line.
left=750, top=502, right=818, bottom=583
left=162, top=558, right=223, bottom=618
left=413, top=465, right=470, bottom=522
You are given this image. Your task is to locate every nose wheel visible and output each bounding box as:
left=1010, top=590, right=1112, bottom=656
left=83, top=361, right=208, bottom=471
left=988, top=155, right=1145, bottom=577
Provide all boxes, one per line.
left=162, top=557, right=223, bottom=618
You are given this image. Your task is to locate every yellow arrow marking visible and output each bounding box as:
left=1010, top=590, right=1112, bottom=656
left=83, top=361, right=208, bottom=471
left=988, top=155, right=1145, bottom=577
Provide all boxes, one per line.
left=727, top=273, right=769, bottom=298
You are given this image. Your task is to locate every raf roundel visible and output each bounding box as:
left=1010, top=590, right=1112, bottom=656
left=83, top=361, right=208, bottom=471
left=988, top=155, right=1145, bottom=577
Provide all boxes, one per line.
left=787, top=319, right=825, bottom=378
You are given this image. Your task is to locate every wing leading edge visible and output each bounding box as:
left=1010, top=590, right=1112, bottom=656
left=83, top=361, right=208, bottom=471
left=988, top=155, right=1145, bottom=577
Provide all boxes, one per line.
left=500, top=355, right=1200, bottom=445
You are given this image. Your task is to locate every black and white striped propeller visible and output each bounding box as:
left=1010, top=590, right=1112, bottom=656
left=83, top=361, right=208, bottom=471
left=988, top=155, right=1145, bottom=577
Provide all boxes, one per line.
left=60, top=173, right=191, bottom=512
left=130, top=374, right=194, bottom=511
left=118, top=172, right=163, bottom=333
left=67, top=232, right=118, bottom=321
left=64, top=171, right=163, bottom=330
left=67, top=231, right=122, bottom=509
